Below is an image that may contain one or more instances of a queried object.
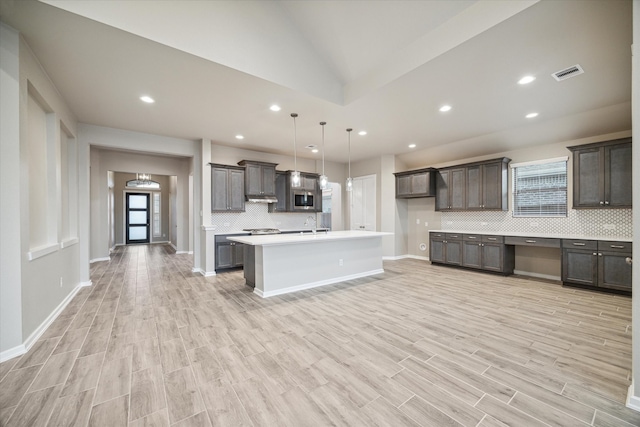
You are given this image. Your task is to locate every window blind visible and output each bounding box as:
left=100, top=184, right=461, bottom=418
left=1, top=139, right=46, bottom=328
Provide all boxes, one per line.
left=512, top=160, right=567, bottom=217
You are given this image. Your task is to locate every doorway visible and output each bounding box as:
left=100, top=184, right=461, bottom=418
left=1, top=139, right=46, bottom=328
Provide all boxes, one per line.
left=126, top=193, right=150, bottom=244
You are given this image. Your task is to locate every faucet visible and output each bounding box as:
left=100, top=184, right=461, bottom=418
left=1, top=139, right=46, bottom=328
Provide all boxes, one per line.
left=304, top=215, right=317, bottom=234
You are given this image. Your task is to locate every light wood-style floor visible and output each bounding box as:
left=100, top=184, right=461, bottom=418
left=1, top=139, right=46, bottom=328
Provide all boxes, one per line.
left=0, top=244, right=638, bottom=426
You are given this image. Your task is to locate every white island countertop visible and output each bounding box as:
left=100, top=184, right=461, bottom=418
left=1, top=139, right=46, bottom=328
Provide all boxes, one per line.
left=228, top=230, right=392, bottom=246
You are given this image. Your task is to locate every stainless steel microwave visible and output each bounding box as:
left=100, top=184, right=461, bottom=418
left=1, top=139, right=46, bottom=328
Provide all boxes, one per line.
left=293, top=191, right=315, bottom=210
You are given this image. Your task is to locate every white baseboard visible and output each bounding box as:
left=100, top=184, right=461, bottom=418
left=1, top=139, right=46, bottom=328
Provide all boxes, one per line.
left=175, top=251, right=189, bottom=255
left=80, top=280, right=92, bottom=287
left=382, top=255, right=429, bottom=261
left=89, top=256, right=110, bottom=264
left=255, top=268, right=385, bottom=298
left=513, top=270, right=561, bottom=282
left=627, top=383, right=640, bottom=412
left=187, top=251, right=194, bottom=255
left=0, top=281, right=85, bottom=363
left=192, top=267, right=216, bottom=277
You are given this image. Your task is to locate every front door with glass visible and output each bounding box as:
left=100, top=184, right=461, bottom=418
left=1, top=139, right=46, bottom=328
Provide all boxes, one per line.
left=126, top=193, right=150, bottom=244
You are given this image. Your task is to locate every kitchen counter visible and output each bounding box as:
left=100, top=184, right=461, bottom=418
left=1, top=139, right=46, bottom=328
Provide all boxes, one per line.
left=430, top=230, right=631, bottom=242
left=228, top=231, right=392, bottom=297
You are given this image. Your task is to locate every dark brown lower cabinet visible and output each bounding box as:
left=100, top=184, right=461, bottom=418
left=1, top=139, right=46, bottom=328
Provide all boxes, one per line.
left=461, top=234, right=514, bottom=274
left=429, top=233, right=462, bottom=265
left=215, top=234, right=246, bottom=271
left=562, top=239, right=632, bottom=292
left=431, top=233, right=513, bottom=274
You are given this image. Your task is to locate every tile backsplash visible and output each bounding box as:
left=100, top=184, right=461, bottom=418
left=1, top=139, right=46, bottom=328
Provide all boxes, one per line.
left=440, top=209, right=632, bottom=238
left=210, top=203, right=320, bottom=233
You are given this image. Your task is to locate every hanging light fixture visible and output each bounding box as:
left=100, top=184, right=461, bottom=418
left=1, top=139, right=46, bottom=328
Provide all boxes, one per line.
left=136, top=173, right=151, bottom=185
left=346, top=128, right=353, bottom=192
left=290, top=113, right=301, bottom=188
left=319, top=121, right=328, bottom=190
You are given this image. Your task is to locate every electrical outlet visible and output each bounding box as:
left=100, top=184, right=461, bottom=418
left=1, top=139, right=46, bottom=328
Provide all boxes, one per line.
left=603, top=224, right=616, bottom=230
left=339, top=259, right=343, bottom=266
left=480, top=222, right=488, bottom=226
left=224, top=222, right=230, bottom=227
left=424, top=221, right=428, bottom=227
left=416, top=219, right=420, bottom=225
left=446, top=221, right=453, bottom=225
left=530, top=222, right=539, bottom=227
left=59, top=277, right=63, bottom=287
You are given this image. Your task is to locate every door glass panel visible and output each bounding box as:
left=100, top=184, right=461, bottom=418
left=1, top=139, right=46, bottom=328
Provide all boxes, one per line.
left=129, top=226, right=147, bottom=240
left=129, top=211, right=147, bottom=225
left=129, top=195, right=147, bottom=209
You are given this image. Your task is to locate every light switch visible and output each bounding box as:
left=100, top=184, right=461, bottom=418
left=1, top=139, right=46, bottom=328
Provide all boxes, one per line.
left=416, top=219, right=420, bottom=225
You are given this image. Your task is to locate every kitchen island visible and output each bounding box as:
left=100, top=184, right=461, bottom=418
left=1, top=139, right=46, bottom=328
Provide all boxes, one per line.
left=227, top=230, right=392, bottom=297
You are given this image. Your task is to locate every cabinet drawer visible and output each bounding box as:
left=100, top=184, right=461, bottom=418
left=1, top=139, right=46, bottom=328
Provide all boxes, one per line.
left=504, top=236, right=561, bottom=248
left=463, top=234, right=482, bottom=241
left=445, top=233, right=463, bottom=240
left=215, top=233, right=249, bottom=244
left=482, top=235, right=504, bottom=244
left=562, top=239, right=597, bottom=250
left=430, top=232, right=445, bottom=239
left=598, top=241, right=632, bottom=252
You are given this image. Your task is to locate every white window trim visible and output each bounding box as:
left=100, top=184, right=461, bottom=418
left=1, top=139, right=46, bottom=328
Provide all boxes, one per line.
left=509, top=156, right=568, bottom=169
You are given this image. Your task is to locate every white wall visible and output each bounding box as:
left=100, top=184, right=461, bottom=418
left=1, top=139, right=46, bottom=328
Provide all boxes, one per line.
left=0, top=25, right=84, bottom=358
left=0, top=22, right=23, bottom=356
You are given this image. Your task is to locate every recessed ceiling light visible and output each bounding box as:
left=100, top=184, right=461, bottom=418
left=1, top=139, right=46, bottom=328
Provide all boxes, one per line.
left=518, top=75, right=536, bottom=85
left=140, top=95, right=155, bottom=103
left=408, top=144, right=417, bottom=148
left=358, top=131, right=367, bottom=136
left=235, top=134, right=244, bottom=140
left=525, top=112, right=539, bottom=119
left=439, top=105, right=452, bottom=112
left=269, top=104, right=281, bottom=112
left=312, top=149, right=319, bottom=153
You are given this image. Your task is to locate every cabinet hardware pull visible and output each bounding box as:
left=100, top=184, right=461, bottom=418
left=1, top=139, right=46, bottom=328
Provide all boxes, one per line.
left=487, top=237, right=497, bottom=241
left=605, top=201, right=609, bottom=205
left=572, top=243, right=586, bottom=246
left=598, top=253, right=602, bottom=256
left=599, top=201, right=604, bottom=205
left=610, top=245, right=625, bottom=249
left=525, top=240, right=536, bottom=243
left=626, top=257, right=633, bottom=265
left=593, top=253, right=597, bottom=256
left=468, top=236, right=477, bottom=239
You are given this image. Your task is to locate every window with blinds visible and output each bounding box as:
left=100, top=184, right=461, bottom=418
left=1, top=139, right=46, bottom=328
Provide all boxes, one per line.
left=512, top=159, right=567, bottom=217
left=153, top=193, right=161, bottom=237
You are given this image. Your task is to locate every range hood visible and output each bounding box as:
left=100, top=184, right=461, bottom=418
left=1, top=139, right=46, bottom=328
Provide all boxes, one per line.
left=246, top=195, right=277, bottom=203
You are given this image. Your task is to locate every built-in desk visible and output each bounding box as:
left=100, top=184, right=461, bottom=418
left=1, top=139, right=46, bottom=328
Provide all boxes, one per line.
left=429, top=230, right=632, bottom=294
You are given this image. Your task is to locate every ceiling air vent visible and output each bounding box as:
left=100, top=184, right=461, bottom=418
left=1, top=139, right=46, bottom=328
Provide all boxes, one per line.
left=552, top=64, right=584, bottom=81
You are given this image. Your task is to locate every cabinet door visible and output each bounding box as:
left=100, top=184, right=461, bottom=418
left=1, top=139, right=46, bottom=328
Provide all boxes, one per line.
left=562, top=249, right=597, bottom=286
left=598, top=251, right=632, bottom=291
left=445, top=241, right=462, bottom=265
left=482, top=244, right=503, bottom=272
left=216, top=243, right=234, bottom=269
left=429, top=239, right=445, bottom=263
left=411, top=173, right=428, bottom=195
left=435, top=170, right=450, bottom=211
left=233, top=243, right=245, bottom=268
left=245, top=164, right=263, bottom=195
left=211, top=167, right=229, bottom=211
left=482, top=162, right=504, bottom=210
left=228, top=169, right=245, bottom=211
left=605, top=143, right=632, bottom=207
left=462, top=241, right=482, bottom=268
left=396, top=175, right=411, bottom=197
left=466, top=166, right=482, bottom=210
left=262, top=166, right=276, bottom=195
left=271, top=173, right=288, bottom=212
left=450, top=168, right=466, bottom=210
left=573, top=147, right=604, bottom=207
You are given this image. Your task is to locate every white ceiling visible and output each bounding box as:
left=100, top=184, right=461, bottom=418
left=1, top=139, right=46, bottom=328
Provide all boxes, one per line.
left=0, top=0, right=632, bottom=167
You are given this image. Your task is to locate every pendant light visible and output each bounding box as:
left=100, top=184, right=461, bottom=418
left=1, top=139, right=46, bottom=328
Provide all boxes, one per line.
left=319, top=121, right=328, bottom=190
left=346, top=128, right=353, bottom=192
left=290, top=113, right=301, bottom=188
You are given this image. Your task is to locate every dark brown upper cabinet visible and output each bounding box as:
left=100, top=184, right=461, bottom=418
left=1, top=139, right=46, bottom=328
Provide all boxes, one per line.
left=568, top=138, right=631, bottom=209
left=435, top=158, right=509, bottom=211
left=210, top=164, right=245, bottom=212
left=393, top=168, right=436, bottom=198
left=237, top=160, right=277, bottom=197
